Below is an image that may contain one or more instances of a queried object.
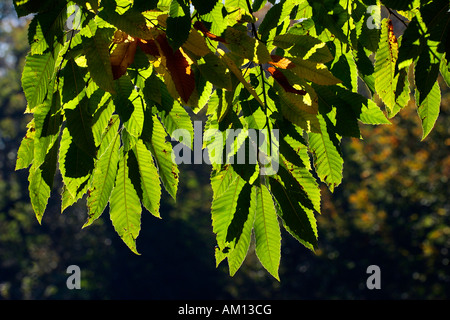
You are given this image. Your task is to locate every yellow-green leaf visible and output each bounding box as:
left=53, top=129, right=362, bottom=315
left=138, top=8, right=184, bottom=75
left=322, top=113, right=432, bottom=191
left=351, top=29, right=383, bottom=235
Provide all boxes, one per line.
left=109, top=150, right=142, bottom=255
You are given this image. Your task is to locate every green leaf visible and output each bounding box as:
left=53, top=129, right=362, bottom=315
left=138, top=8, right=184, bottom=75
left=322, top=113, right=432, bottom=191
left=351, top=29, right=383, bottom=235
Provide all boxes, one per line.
left=227, top=184, right=255, bottom=276
left=396, top=17, right=422, bottom=71
left=109, top=150, right=142, bottom=255
left=283, top=159, right=321, bottom=213
left=396, top=1, right=446, bottom=107
left=211, top=166, right=246, bottom=264
left=269, top=171, right=318, bottom=251
left=270, top=83, right=321, bottom=133
left=273, top=33, right=333, bottom=63
left=210, top=164, right=239, bottom=201
left=421, top=0, right=449, bottom=59
left=98, top=4, right=154, bottom=39
left=310, top=1, right=348, bottom=43
left=258, top=0, right=296, bottom=41
left=61, top=58, right=87, bottom=104
left=254, top=184, right=281, bottom=281
left=85, top=117, right=121, bottom=228
left=127, top=92, right=145, bottom=139
left=374, top=18, right=400, bottom=113
left=308, top=112, right=343, bottom=191
left=27, top=2, right=68, bottom=54
left=144, top=73, right=194, bottom=146
left=33, top=90, right=63, bottom=167
left=82, top=27, right=116, bottom=93
left=258, top=1, right=284, bottom=39
left=225, top=0, right=247, bottom=10
left=201, top=1, right=227, bottom=37
left=288, top=57, right=342, bottom=85
left=414, top=49, right=440, bottom=106
left=113, top=77, right=145, bottom=144
left=22, top=52, right=56, bottom=112
left=64, top=93, right=98, bottom=158
left=390, top=67, right=411, bottom=117
left=221, top=51, right=264, bottom=107
left=277, top=122, right=321, bottom=213
left=131, top=140, right=162, bottom=218
left=440, top=56, right=450, bottom=87
left=28, top=16, right=48, bottom=55
left=141, top=111, right=179, bottom=199
left=58, top=127, right=94, bottom=210
left=416, top=80, right=441, bottom=140
left=330, top=51, right=357, bottom=91
left=196, top=53, right=232, bottom=91
left=28, top=135, right=59, bottom=224
left=92, top=96, right=115, bottom=147
left=224, top=26, right=271, bottom=64
left=158, top=100, right=193, bottom=146
left=16, top=121, right=35, bottom=170
left=315, top=85, right=391, bottom=126
left=359, top=13, right=380, bottom=52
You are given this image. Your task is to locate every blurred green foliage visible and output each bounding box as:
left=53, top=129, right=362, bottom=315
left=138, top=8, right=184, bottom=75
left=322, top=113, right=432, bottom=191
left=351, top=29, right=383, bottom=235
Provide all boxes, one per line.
left=0, top=2, right=448, bottom=299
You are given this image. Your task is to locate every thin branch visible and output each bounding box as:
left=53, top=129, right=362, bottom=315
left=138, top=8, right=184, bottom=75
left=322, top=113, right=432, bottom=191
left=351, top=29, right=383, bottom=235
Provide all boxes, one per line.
left=386, top=7, right=409, bottom=28
left=245, top=0, right=261, bottom=42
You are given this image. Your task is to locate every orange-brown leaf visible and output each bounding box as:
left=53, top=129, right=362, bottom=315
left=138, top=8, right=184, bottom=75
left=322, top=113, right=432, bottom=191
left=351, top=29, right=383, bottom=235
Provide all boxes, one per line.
left=268, top=55, right=295, bottom=69
left=267, top=67, right=306, bottom=95
left=110, top=39, right=138, bottom=80
left=193, top=21, right=227, bottom=43
left=156, top=33, right=195, bottom=103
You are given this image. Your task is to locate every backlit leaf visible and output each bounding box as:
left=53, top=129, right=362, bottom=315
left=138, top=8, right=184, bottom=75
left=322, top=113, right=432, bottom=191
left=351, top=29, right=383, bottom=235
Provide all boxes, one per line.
left=374, top=19, right=399, bottom=113
left=22, top=52, right=56, bottom=112
left=28, top=136, right=59, bottom=224
left=131, top=139, right=161, bottom=218
left=85, top=117, right=120, bottom=227
left=141, top=111, right=179, bottom=200
left=254, top=184, right=281, bottom=280
left=416, top=80, right=441, bottom=140
left=109, top=150, right=142, bottom=255
left=308, top=112, right=343, bottom=191
left=83, top=27, right=116, bottom=93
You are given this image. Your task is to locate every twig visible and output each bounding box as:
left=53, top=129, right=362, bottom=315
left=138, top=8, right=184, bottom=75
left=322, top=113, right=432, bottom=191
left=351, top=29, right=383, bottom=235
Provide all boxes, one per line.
left=245, top=0, right=261, bottom=42
left=386, top=7, right=409, bottom=28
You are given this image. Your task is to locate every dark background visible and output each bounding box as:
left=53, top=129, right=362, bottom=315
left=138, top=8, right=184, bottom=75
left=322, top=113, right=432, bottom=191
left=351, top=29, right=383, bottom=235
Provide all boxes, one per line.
left=0, top=1, right=449, bottom=299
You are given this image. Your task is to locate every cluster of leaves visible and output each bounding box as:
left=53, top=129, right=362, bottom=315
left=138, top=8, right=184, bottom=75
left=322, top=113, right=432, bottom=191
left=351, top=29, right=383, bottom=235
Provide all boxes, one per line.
left=14, top=0, right=449, bottom=279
